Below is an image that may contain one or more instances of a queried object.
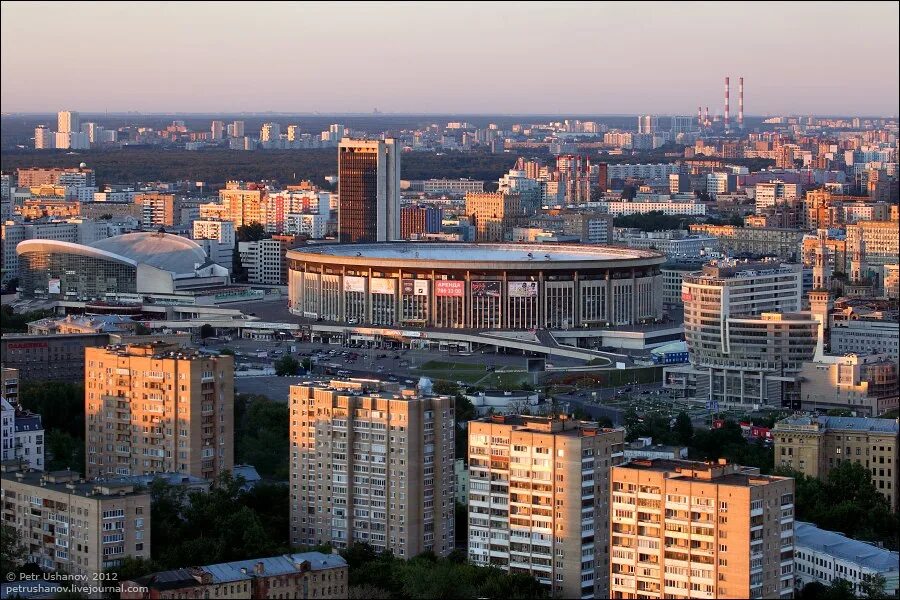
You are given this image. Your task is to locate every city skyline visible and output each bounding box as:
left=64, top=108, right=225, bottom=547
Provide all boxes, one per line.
left=1, top=2, right=898, bottom=116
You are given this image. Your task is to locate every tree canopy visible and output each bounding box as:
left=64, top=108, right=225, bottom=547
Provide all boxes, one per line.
left=776, top=462, right=899, bottom=550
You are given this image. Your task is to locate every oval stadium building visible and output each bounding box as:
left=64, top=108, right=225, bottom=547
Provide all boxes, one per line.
left=287, top=243, right=666, bottom=330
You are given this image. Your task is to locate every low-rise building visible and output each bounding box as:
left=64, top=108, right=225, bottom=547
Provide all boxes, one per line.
left=0, top=466, right=151, bottom=578
left=121, top=552, right=348, bottom=600
left=794, top=521, right=899, bottom=597
left=1, top=399, right=44, bottom=470
left=831, top=319, right=900, bottom=364
left=773, top=415, right=898, bottom=509
left=0, top=333, right=109, bottom=382
left=797, top=353, right=898, bottom=417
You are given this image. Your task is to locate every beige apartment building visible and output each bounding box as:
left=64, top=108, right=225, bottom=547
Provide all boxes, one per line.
left=467, top=415, right=625, bottom=600
left=774, top=415, right=898, bottom=510
left=218, top=181, right=264, bottom=228
left=465, top=191, right=522, bottom=242
left=289, top=379, right=455, bottom=558
left=610, top=459, right=795, bottom=600
left=84, top=342, right=234, bottom=481
left=1, top=465, right=150, bottom=579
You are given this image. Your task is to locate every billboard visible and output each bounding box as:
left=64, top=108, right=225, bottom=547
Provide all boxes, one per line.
left=402, top=279, right=429, bottom=296
left=343, top=276, right=366, bottom=293
left=435, top=280, right=465, bottom=297
left=48, top=278, right=61, bottom=294
left=471, top=280, right=501, bottom=298
left=508, top=281, right=538, bottom=298
left=370, top=278, right=395, bottom=295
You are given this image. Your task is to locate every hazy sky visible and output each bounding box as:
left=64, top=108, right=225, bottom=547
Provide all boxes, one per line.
left=2, top=1, right=898, bottom=115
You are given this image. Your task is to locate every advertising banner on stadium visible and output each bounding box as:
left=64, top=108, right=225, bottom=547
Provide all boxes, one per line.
left=402, top=279, right=429, bottom=296
left=370, top=278, right=396, bottom=295
left=343, top=276, right=366, bottom=293
left=48, top=278, right=61, bottom=294
left=508, top=281, right=538, bottom=298
left=471, top=280, right=501, bottom=298
left=435, top=280, right=465, bottom=297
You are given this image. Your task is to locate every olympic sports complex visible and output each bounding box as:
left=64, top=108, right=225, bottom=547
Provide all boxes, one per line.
left=287, top=243, right=666, bottom=334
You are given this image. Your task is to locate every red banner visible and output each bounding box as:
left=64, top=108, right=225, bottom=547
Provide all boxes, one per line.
left=435, top=280, right=465, bottom=297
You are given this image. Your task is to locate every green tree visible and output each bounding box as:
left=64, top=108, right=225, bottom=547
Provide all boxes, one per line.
left=860, top=574, right=888, bottom=599
left=674, top=411, right=694, bottom=446
left=19, top=381, right=85, bottom=438
left=236, top=222, right=267, bottom=242
left=219, top=347, right=235, bottom=356
left=1, top=522, right=26, bottom=580
left=234, top=395, right=289, bottom=479
left=45, top=430, right=85, bottom=472
left=433, top=380, right=460, bottom=396
left=274, top=355, right=301, bottom=376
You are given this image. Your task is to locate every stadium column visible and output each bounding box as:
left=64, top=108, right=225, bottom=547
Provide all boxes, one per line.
left=631, top=268, right=637, bottom=325
left=430, top=269, right=436, bottom=328
left=605, top=269, right=612, bottom=325
left=539, top=271, right=545, bottom=328
left=465, top=270, right=472, bottom=329
left=572, top=270, right=579, bottom=327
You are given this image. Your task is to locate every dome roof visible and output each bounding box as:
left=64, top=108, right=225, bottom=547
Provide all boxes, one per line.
left=88, top=232, right=207, bottom=275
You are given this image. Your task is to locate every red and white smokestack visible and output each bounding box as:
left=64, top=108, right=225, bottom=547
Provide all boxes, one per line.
left=698, top=106, right=702, bottom=128
left=724, top=76, right=730, bottom=131
left=738, top=77, right=744, bottom=129
left=705, top=106, right=709, bottom=125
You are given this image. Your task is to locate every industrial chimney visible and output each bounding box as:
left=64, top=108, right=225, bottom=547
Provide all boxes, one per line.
left=724, top=76, right=730, bottom=131
left=738, top=77, right=744, bottom=129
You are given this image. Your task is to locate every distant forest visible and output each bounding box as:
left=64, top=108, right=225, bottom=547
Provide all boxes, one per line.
left=0, top=148, right=518, bottom=188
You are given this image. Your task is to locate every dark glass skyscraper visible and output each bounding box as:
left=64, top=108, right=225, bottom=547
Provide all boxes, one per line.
left=338, top=138, right=400, bottom=243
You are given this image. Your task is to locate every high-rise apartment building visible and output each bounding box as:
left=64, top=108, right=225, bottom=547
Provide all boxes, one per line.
left=287, top=125, right=301, bottom=142
left=0, top=466, right=151, bottom=577
left=773, top=416, right=898, bottom=510
left=134, top=193, right=178, bottom=228
left=84, top=342, right=234, bottom=480
left=210, top=120, right=225, bottom=140
left=231, top=120, right=245, bottom=138
left=679, top=260, right=820, bottom=408
left=467, top=415, right=625, bottom=599
left=465, top=191, right=522, bottom=242
left=219, top=181, right=264, bottom=228
left=337, top=138, right=400, bottom=243
left=289, top=379, right=455, bottom=558
left=34, top=126, right=54, bottom=149
left=260, top=122, right=281, bottom=143
left=610, top=459, right=795, bottom=600
left=58, top=110, right=80, bottom=134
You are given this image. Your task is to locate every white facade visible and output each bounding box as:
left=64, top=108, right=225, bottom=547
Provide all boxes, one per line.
left=606, top=163, right=679, bottom=180
left=239, top=239, right=285, bottom=285
left=755, top=180, right=799, bottom=212
left=831, top=319, right=899, bottom=362
left=193, top=219, right=235, bottom=247
left=1, top=398, right=44, bottom=470
left=794, top=521, right=899, bottom=597
left=285, top=213, right=327, bottom=239
left=601, top=200, right=706, bottom=216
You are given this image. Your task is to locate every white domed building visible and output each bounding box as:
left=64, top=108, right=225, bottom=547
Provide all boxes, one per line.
left=17, top=231, right=229, bottom=299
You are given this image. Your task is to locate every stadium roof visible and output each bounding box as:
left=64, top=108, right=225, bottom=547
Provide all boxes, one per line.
left=776, top=415, right=899, bottom=434
left=295, top=242, right=660, bottom=263
left=89, top=232, right=206, bottom=274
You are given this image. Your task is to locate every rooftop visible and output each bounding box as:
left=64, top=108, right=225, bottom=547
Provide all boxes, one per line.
left=290, top=242, right=660, bottom=263
left=0, top=466, right=150, bottom=499
left=795, top=521, right=900, bottom=573
left=774, top=415, right=899, bottom=434
left=132, top=552, right=347, bottom=589
left=476, top=414, right=623, bottom=438
left=89, top=232, right=207, bottom=274
left=616, top=458, right=788, bottom=486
